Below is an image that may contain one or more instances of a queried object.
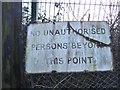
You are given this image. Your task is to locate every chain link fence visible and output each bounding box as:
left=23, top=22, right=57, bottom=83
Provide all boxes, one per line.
left=21, top=0, right=120, bottom=88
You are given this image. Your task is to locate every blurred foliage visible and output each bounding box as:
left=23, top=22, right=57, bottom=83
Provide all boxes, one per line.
left=22, top=2, right=63, bottom=25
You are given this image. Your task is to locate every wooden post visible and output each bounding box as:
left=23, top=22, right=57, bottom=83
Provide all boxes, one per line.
left=2, top=2, right=22, bottom=88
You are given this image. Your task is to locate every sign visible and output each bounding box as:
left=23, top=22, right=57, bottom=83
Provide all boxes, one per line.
left=25, top=21, right=113, bottom=73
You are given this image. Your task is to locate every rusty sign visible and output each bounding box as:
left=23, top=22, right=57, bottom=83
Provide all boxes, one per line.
left=25, top=21, right=113, bottom=73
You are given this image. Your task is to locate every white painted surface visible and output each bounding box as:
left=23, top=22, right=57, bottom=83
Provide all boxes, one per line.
left=25, top=21, right=113, bottom=73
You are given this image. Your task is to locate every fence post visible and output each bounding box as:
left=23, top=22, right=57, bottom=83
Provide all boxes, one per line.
left=2, top=2, right=22, bottom=88
left=31, top=0, right=37, bottom=23
left=0, top=1, right=2, bottom=90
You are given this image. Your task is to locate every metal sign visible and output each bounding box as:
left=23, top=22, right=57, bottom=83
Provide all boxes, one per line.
left=25, top=21, right=113, bottom=73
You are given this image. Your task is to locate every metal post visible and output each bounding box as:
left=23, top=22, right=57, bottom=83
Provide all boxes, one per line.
left=0, top=1, right=2, bottom=90
left=31, top=0, right=37, bottom=23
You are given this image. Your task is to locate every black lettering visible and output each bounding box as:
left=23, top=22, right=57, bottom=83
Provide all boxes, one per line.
left=59, top=58, right=64, bottom=64
left=73, top=29, right=77, bottom=35
left=49, top=30, right=54, bottom=35
left=61, top=29, right=66, bottom=35
left=44, top=30, right=48, bottom=36
left=31, top=31, right=40, bottom=36
left=31, top=31, right=35, bottom=36
left=84, top=28, right=88, bottom=34
left=36, top=44, right=41, bottom=50
left=51, top=58, right=58, bottom=64
left=41, top=44, right=45, bottom=50
left=77, top=42, right=81, bottom=49
left=87, top=57, right=93, bottom=63
left=57, top=43, right=62, bottom=49
left=82, top=57, right=87, bottom=64
left=67, top=28, right=71, bottom=34
left=67, top=57, right=96, bottom=64
left=36, top=31, right=40, bottom=36
left=55, top=58, right=58, bottom=64
left=63, top=43, right=67, bottom=49
left=55, top=29, right=60, bottom=35
left=73, top=57, right=78, bottom=64
left=51, top=43, right=56, bottom=49
left=46, top=43, right=51, bottom=50
left=78, top=29, right=83, bottom=34
left=88, top=42, right=93, bottom=48
left=83, top=42, right=87, bottom=47
left=68, top=58, right=71, bottom=64
left=96, top=28, right=101, bottom=34
left=32, top=44, right=35, bottom=50
left=72, top=42, right=76, bottom=49
left=50, top=58, right=63, bottom=64
left=101, top=28, right=105, bottom=34
left=91, top=28, right=96, bottom=34
left=50, top=58, right=55, bottom=64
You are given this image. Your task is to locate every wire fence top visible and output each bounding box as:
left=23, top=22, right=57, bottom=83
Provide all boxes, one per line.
left=22, top=0, right=120, bottom=25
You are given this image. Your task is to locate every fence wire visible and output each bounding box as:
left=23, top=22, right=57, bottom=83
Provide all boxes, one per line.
left=21, top=0, right=120, bottom=88
left=22, top=0, right=119, bottom=24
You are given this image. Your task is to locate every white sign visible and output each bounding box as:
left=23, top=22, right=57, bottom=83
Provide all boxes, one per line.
left=25, top=21, right=113, bottom=73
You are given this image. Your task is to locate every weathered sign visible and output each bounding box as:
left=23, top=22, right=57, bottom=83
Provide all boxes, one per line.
left=25, top=21, right=113, bottom=73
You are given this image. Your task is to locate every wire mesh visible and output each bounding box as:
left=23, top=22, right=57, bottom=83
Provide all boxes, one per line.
left=21, top=0, right=120, bottom=88
left=22, top=0, right=119, bottom=24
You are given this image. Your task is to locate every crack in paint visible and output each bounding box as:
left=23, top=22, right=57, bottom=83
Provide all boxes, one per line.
left=67, top=21, right=111, bottom=48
